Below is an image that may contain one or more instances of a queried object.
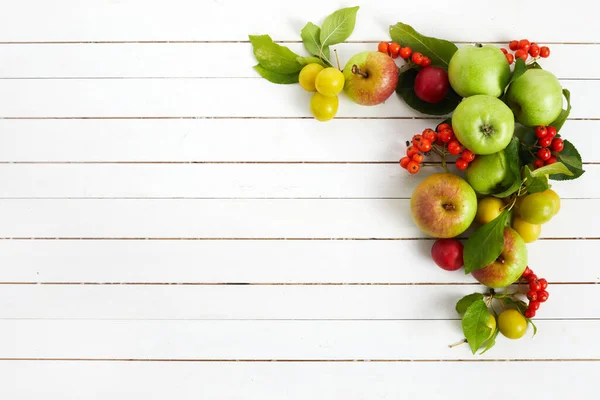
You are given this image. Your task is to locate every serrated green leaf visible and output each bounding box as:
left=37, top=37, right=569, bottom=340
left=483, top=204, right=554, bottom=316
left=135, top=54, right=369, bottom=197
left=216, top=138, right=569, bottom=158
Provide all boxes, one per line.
left=550, top=89, right=571, bottom=132
left=462, top=299, right=493, bottom=354
left=396, top=68, right=462, bottom=116
left=479, top=326, right=499, bottom=355
left=300, top=22, right=331, bottom=62
left=464, top=211, right=509, bottom=274
left=492, top=137, right=521, bottom=198
left=252, top=65, right=299, bottom=84
left=530, top=161, right=573, bottom=177
left=456, top=293, right=484, bottom=315
left=249, top=34, right=303, bottom=74
left=320, top=6, right=359, bottom=47
left=524, top=165, right=550, bottom=194
left=550, top=139, right=585, bottom=181
left=504, top=58, right=527, bottom=95
left=389, top=22, right=458, bottom=67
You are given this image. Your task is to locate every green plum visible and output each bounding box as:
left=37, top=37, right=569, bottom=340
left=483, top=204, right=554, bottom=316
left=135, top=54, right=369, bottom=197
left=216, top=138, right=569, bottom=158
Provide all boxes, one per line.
left=448, top=45, right=510, bottom=98
left=519, top=192, right=555, bottom=224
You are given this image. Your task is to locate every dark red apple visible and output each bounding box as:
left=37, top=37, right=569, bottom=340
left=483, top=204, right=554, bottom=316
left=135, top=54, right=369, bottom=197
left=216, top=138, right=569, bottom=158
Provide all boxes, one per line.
left=431, top=238, right=464, bottom=271
left=414, top=66, right=450, bottom=103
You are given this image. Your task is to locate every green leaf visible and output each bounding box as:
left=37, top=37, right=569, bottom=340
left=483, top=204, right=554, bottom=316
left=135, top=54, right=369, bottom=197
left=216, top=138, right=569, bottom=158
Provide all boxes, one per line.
left=492, top=137, right=521, bottom=198
left=504, top=58, right=527, bottom=95
left=550, top=89, right=571, bottom=132
left=530, top=161, right=573, bottom=177
left=389, top=22, right=458, bottom=67
left=528, top=61, right=542, bottom=70
left=479, top=327, right=499, bottom=355
left=252, top=64, right=299, bottom=84
left=300, top=22, right=331, bottom=61
left=319, top=6, right=359, bottom=47
left=523, top=165, right=550, bottom=194
left=503, top=297, right=529, bottom=314
left=396, top=68, right=462, bottom=116
left=462, top=299, right=493, bottom=354
left=526, top=317, right=538, bottom=337
left=464, top=211, right=509, bottom=274
left=550, top=139, right=585, bottom=181
left=456, top=293, right=484, bottom=315
left=297, top=56, right=326, bottom=67
left=249, top=34, right=303, bottom=74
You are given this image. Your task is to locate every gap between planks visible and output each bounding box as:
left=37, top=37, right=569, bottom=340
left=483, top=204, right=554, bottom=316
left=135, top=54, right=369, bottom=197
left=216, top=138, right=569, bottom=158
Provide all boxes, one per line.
left=0, top=357, right=598, bottom=362
left=0, top=41, right=599, bottom=45
left=0, top=282, right=596, bottom=286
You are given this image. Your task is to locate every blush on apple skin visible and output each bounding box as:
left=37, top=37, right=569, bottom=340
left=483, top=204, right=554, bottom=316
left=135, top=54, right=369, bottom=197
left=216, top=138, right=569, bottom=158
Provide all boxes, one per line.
left=431, top=238, right=464, bottom=271
left=471, top=227, right=528, bottom=288
left=342, top=51, right=399, bottom=106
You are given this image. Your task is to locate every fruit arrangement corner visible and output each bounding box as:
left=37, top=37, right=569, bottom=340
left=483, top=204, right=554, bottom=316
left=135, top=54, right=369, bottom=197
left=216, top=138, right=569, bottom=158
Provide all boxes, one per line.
left=248, top=6, right=585, bottom=355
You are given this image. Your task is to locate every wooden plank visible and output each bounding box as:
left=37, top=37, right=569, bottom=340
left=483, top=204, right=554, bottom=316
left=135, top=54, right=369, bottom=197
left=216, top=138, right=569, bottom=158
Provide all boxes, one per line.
left=0, top=78, right=590, bottom=118
left=0, top=43, right=595, bottom=79
left=0, top=119, right=593, bottom=162
left=0, top=199, right=595, bottom=239
left=1, top=319, right=599, bottom=360
left=0, top=284, right=596, bottom=320
left=0, top=119, right=595, bottom=163
left=0, top=163, right=596, bottom=199
left=0, top=239, right=597, bottom=284
left=1, top=360, right=597, bottom=399
left=1, top=0, right=598, bottom=43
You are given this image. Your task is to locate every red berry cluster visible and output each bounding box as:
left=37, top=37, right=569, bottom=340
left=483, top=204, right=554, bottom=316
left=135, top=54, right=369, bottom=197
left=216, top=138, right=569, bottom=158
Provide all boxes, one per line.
left=521, top=266, right=549, bottom=318
left=378, top=41, right=431, bottom=66
left=399, top=124, right=476, bottom=174
left=532, top=125, right=563, bottom=169
left=501, top=39, right=550, bottom=64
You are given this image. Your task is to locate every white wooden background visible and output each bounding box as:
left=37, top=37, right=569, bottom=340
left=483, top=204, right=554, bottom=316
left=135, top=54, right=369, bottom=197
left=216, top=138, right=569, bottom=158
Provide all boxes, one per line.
left=1, top=0, right=599, bottom=398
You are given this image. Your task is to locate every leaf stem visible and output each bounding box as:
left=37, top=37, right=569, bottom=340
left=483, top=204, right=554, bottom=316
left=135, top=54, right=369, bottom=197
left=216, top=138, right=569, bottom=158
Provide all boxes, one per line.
left=334, top=49, right=341, bottom=70
left=448, top=338, right=467, bottom=348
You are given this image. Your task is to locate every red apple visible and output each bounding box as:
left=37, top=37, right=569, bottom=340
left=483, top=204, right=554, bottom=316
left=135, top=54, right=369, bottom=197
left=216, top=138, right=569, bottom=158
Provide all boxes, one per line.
left=342, top=51, right=399, bottom=106
left=414, top=66, right=449, bottom=103
left=431, top=238, right=464, bottom=271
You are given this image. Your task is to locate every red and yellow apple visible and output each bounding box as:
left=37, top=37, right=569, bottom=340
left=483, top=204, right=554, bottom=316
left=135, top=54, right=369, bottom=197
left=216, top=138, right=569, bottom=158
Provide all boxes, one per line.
left=342, top=51, right=398, bottom=106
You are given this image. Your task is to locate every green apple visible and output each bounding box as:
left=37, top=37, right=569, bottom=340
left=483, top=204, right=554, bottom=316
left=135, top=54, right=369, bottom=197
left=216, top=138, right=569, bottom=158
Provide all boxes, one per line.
left=471, top=227, right=528, bottom=288
left=465, top=150, right=513, bottom=195
left=410, top=172, right=477, bottom=238
left=505, top=69, right=563, bottom=127
left=343, top=51, right=399, bottom=106
left=448, top=45, right=510, bottom=98
left=452, top=95, right=515, bottom=155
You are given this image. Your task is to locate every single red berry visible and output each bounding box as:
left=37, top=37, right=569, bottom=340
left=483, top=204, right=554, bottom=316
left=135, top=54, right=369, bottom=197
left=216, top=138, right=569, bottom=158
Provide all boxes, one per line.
left=540, top=46, right=550, bottom=58
left=518, top=39, right=530, bottom=49
left=505, top=53, right=514, bottom=64
left=412, top=153, right=424, bottom=163
left=500, top=47, right=508, bottom=54
left=461, top=149, right=475, bottom=162
left=525, top=309, right=536, bottom=319
left=411, top=52, right=424, bottom=65
left=539, top=136, right=552, bottom=148
left=522, top=266, right=532, bottom=277
left=406, top=146, right=419, bottom=158
left=390, top=42, right=401, bottom=59
left=528, top=274, right=538, bottom=282
left=533, top=159, right=545, bottom=169
left=551, top=137, right=564, bottom=152
left=407, top=161, right=420, bottom=174
left=529, top=300, right=541, bottom=311
left=538, top=290, right=549, bottom=303
left=545, top=156, right=557, bottom=165
left=378, top=42, right=390, bottom=54
left=535, top=126, right=547, bottom=138
left=422, top=128, right=437, bottom=143
left=399, top=157, right=411, bottom=169
left=520, top=44, right=530, bottom=54
left=438, top=129, right=453, bottom=143
left=527, top=290, right=538, bottom=301
left=436, top=123, right=451, bottom=133
left=529, top=44, right=540, bottom=57
left=537, top=148, right=551, bottom=161
left=412, top=134, right=424, bottom=146
left=420, top=56, right=432, bottom=67
left=515, top=49, right=528, bottom=61
left=530, top=280, right=542, bottom=291
left=546, top=126, right=557, bottom=138
left=447, top=140, right=462, bottom=155
left=418, top=139, right=432, bottom=153
left=509, top=40, right=519, bottom=51
left=400, top=47, right=412, bottom=59
left=538, top=278, right=548, bottom=290
left=456, top=159, right=468, bottom=170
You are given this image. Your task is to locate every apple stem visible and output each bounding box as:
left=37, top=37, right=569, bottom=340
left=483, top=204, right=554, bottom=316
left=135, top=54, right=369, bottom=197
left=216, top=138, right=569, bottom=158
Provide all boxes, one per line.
left=448, top=338, right=467, bottom=348
left=351, top=64, right=369, bottom=78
